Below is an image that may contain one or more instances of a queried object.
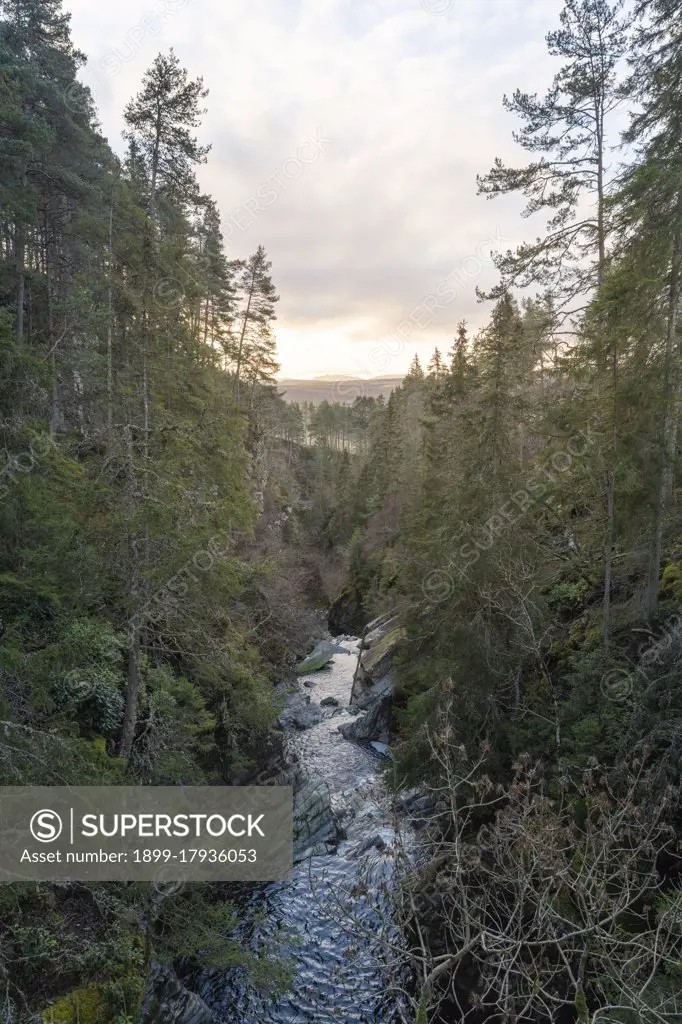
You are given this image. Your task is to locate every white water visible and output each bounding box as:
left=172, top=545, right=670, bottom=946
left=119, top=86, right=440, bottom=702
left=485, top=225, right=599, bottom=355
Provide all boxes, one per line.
left=196, top=637, right=409, bottom=1023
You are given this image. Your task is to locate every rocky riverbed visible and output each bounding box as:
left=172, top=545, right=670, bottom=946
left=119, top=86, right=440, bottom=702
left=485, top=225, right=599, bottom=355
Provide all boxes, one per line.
left=141, top=626, right=411, bottom=1023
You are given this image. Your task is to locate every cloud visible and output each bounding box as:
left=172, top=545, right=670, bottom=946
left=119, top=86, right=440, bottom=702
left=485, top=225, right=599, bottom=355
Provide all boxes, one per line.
left=66, top=0, right=570, bottom=377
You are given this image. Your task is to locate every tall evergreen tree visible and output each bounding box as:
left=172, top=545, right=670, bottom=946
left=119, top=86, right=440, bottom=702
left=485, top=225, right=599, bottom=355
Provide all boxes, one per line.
left=477, top=0, right=630, bottom=321
left=122, top=49, right=209, bottom=222
left=621, top=0, right=682, bottom=618
left=232, top=244, right=279, bottom=402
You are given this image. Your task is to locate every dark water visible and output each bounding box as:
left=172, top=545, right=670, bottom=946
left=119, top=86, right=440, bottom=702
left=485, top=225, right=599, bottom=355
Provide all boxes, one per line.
left=196, top=637, right=410, bottom=1022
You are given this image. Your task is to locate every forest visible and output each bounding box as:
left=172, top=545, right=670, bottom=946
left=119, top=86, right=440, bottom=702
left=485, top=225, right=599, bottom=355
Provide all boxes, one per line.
left=1, top=0, right=682, bottom=1021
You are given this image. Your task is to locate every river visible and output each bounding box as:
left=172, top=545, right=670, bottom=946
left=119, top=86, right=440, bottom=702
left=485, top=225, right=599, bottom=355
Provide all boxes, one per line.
left=194, top=636, right=410, bottom=1023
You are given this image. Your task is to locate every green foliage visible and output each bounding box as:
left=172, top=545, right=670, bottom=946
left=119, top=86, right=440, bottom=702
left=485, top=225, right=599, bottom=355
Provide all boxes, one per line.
left=3, top=0, right=682, bottom=1019
left=660, top=560, right=682, bottom=601
left=546, top=579, right=590, bottom=613
left=42, top=985, right=110, bottom=1024
left=0, top=2, right=298, bottom=1014
left=53, top=667, right=125, bottom=735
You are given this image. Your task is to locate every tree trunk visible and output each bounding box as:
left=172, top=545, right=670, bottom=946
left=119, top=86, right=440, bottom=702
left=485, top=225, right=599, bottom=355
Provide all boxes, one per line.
left=107, top=186, right=115, bottom=448
left=596, top=109, right=606, bottom=290
left=645, top=203, right=682, bottom=619
left=15, top=166, right=27, bottom=342
left=120, top=625, right=142, bottom=760
left=203, top=292, right=211, bottom=346
left=149, top=106, right=161, bottom=224
left=45, top=233, right=61, bottom=436
left=596, top=88, right=614, bottom=648
left=603, top=468, right=615, bottom=648
left=120, top=425, right=144, bottom=763
left=234, top=271, right=256, bottom=402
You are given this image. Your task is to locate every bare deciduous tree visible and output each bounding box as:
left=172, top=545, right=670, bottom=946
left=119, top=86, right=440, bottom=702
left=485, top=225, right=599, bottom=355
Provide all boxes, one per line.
left=396, top=709, right=682, bottom=1024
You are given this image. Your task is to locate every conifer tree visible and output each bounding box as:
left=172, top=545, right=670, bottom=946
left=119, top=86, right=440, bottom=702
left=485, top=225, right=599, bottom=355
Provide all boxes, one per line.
left=477, top=0, right=630, bottom=321
left=122, top=49, right=209, bottom=222
left=232, top=245, right=279, bottom=402
left=621, top=0, right=682, bottom=617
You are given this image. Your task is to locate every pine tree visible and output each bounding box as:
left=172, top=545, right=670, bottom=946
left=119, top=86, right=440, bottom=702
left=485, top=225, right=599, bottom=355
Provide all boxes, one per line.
left=232, top=245, right=279, bottom=402
left=427, top=347, right=444, bottom=381
left=622, top=0, right=682, bottom=618
left=477, top=0, right=630, bottom=322
left=122, top=49, right=209, bottom=222
left=447, top=320, right=472, bottom=398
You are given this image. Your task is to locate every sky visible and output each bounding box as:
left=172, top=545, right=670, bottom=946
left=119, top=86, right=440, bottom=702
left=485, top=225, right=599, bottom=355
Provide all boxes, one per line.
left=64, top=0, right=571, bottom=379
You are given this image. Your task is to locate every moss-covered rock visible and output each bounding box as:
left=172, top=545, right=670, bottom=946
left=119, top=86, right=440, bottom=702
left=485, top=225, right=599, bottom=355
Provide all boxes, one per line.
left=42, top=976, right=144, bottom=1023
left=42, top=985, right=108, bottom=1023
left=295, top=640, right=350, bottom=674
left=360, top=625, right=405, bottom=677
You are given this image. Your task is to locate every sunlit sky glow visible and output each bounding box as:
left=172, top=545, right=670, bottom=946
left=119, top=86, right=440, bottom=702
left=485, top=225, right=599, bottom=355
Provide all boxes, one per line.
left=64, top=0, right=581, bottom=378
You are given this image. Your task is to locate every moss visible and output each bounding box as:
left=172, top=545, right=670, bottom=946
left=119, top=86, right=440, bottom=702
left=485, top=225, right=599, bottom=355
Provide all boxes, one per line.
left=574, top=985, right=589, bottom=1023
left=42, top=985, right=108, bottom=1023
left=42, top=978, right=143, bottom=1024
left=583, top=626, right=602, bottom=645
left=415, top=985, right=431, bottom=1024
left=362, top=625, right=405, bottom=674
left=661, top=560, right=682, bottom=601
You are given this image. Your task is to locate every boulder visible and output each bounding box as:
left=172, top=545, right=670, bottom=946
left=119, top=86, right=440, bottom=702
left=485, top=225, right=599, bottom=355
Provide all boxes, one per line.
left=279, top=699, right=324, bottom=730
left=296, top=639, right=350, bottom=674
left=292, top=776, right=341, bottom=858
left=399, top=790, right=444, bottom=826
left=138, top=963, right=214, bottom=1024
left=320, top=696, right=340, bottom=707
left=338, top=697, right=391, bottom=744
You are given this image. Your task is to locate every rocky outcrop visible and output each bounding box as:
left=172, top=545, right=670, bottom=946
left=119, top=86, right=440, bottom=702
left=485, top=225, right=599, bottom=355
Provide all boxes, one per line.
left=252, top=757, right=340, bottom=860
left=351, top=669, right=394, bottom=713
left=138, top=963, right=214, bottom=1024
left=328, top=587, right=365, bottom=635
left=339, top=612, right=404, bottom=746
left=350, top=613, right=404, bottom=706
left=338, top=697, right=390, bottom=743
left=399, top=789, right=446, bottom=829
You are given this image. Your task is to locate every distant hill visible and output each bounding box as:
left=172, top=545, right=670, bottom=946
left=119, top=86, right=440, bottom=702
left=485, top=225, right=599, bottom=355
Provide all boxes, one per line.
left=276, top=375, right=403, bottom=405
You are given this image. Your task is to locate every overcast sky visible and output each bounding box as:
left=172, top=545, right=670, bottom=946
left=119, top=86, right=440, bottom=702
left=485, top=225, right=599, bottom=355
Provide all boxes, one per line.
left=65, top=0, right=572, bottom=379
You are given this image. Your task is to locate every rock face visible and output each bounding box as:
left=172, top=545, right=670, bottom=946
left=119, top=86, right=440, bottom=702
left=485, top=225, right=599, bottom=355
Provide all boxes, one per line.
left=295, top=639, right=351, bottom=674
left=250, top=762, right=341, bottom=861
left=328, top=587, right=365, bottom=636
left=138, top=963, right=214, bottom=1024
left=350, top=614, right=404, bottom=707
left=338, top=694, right=391, bottom=744
left=339, top=612, right=403, bottom=746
